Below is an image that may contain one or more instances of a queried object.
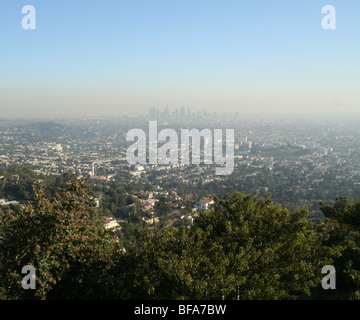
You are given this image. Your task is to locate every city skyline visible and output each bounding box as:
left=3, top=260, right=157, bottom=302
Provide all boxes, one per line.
left=1, top=0, right=359, bottom=119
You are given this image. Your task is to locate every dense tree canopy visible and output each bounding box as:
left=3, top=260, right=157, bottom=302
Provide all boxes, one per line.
left=0, top=179, right=121, bottom=300
left=316, top=197, right=360, bottom=299
left=0, top=180, right=348, bottom=300
left=119, top=193, right=338, bottom=300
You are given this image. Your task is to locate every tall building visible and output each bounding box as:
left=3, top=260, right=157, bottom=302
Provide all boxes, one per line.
left=149, top=107, right=157, bottom=119
left=180, top=106, right=185, bottom=118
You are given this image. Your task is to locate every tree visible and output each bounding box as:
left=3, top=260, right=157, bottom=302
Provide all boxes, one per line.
left=118, top=192, right=338, bottom=300
left=317, top=197, right=360, bottom=299
left=117, top=221, right=213, bottom=299
left=0, top=179, right=122, bottom=300
left=192, top=193, right=336, bottom=299
left=155, top=197, right=172, bottom=217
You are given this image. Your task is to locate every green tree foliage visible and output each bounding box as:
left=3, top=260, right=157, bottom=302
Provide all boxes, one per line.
left=318, top=197, right=360, bottom=299
left=0, top=179, right=122, bottom=300
left=118, top=222, right=214, bottom=299
left=118, top=193, right=337, bottom=300
left=193, top=193, right=336, bottom=299
left=155, top=196, right=172, bottom=217
left=0, top=177, right=343, bottom=300
left=0, top=164, right=77, bottom=201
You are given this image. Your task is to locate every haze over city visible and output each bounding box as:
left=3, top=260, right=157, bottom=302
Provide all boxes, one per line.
left=3, top=1, right=360, bottom=305
left=1, top=0, right=359, bottom=119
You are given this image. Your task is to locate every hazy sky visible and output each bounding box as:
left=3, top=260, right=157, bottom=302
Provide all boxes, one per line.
left=0, top=0, right=359, bottom=119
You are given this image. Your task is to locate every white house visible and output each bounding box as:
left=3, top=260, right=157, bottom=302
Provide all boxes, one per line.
left=196, top=197, right=214, bottom=212
left=103, top=216, right=121, bottom=230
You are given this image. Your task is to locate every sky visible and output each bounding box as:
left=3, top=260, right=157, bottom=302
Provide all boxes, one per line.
left=0, top=0, right=359, bottom=119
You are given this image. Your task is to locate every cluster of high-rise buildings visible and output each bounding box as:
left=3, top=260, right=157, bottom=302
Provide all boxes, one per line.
left=148, top=106, right=216, bottom=120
